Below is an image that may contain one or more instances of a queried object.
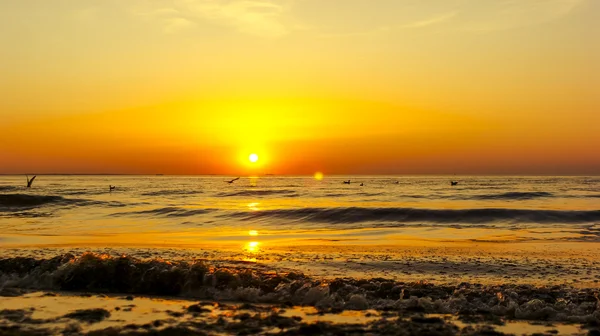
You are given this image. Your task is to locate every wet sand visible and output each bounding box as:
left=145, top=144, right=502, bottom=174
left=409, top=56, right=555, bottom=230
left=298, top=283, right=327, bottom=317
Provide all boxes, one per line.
left=0, top=291, right=589, bottom=335
left=2, top=242, right=600, bottom=335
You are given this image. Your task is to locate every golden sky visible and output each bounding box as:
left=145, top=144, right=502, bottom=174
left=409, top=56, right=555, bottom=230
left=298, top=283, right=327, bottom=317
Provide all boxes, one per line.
left=1, top=0, right=599, bottom=175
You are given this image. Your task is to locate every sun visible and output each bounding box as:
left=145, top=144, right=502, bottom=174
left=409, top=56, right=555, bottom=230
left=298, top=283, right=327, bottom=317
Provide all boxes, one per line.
left=249, top=153, right=259, bottom=163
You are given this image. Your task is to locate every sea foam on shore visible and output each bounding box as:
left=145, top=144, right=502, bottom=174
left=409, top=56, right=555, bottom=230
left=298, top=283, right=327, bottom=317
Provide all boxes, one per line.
left=2, top=253, right=599, bottom=325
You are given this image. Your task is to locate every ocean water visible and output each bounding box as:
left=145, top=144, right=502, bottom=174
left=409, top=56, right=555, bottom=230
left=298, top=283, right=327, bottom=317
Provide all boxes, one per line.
left=1, top=175, right=599, bottom=248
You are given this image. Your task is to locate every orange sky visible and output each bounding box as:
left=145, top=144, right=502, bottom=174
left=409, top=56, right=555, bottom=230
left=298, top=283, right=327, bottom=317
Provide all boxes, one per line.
left=1, top=0, right=599, bottom=175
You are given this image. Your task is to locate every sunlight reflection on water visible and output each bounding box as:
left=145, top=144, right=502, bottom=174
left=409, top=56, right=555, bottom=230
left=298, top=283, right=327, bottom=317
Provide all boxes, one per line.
left=1, top=175, right=600, bottom=247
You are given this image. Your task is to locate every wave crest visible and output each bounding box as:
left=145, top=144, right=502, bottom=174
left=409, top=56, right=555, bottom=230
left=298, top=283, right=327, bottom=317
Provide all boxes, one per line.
left=0, top=253, right=302, bottom=297
left=217, top=190, right=297, bottom=197
left=0, top=194, right=85, bottom=209
left=471, top=192, right=554, bottom=200
left=0, top=186, right=19, bottom=192
left=114, top=207, right=214, bottom=217
left=1, top=253, right=600, bottom=324
left=0, top=193, right=125, bottom=210
left=224, top=207, right=600, bottom=224
left=141, top=190, right=203, bottom=197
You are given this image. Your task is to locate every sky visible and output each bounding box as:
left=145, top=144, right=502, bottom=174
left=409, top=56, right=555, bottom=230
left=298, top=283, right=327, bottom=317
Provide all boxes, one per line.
left=0, top=0, right=599, bottom=175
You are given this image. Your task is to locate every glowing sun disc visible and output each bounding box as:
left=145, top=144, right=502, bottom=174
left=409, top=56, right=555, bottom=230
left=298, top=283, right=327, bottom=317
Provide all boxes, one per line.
left=249, top=153, right=259, bottom=163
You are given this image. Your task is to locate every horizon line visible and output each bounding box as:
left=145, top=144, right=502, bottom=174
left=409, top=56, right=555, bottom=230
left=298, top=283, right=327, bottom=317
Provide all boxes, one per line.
left=0, top=173, right=598, bottom=177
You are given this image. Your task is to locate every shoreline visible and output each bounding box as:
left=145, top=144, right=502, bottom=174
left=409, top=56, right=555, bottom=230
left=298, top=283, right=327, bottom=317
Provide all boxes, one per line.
left=2, top=245, right=600, bottom=335
left=2, top=241, right=600, bottom=287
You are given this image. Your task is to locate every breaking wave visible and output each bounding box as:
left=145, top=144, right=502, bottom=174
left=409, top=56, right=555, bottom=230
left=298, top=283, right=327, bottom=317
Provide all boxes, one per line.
left=0, top=194, right=89, bottom=209
left=224, top=207, right=600, bottom=224
left=320, top=193, right=347, bottom=198
left=60, top=189, right=112, bottom=196
left=141, top=190, right=203, bottom=197
left=1, top=253, right=600, bottom=324
left=0, top=186, right=19, bottom=192
left=112, top=206, right=214, bottom=218
left=217, top=190, right=298, bottom=197
left=470, top=192, right=554, bottom=200
left=0, top=194, right=125, bottom=210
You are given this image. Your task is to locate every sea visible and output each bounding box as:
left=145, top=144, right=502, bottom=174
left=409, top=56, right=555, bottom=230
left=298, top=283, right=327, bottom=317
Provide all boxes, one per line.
left=1, top=175, right=599, bottom=248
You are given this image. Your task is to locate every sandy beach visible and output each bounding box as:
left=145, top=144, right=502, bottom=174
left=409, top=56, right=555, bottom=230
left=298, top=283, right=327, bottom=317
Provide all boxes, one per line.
left=2, top=241, right=600, bottom=335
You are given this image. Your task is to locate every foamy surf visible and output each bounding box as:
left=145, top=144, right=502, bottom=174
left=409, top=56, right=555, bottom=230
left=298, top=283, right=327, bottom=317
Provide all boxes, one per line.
left=1, top=252, right=599, bottom=335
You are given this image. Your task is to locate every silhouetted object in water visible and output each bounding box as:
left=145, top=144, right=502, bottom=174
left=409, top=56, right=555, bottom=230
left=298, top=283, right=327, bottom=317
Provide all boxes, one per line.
left=343, top=180, right=351, bottom=184
left=394, top=181, right=400, bottom=184
left=226, top=177, right=241, bottom=184
left=26, top=175, right=36, bottom=188
left=451, top=181, right=459, bottom=186
left=109, top=185, right=116, bottom=192
left=360, top=183, right=364, bottom=186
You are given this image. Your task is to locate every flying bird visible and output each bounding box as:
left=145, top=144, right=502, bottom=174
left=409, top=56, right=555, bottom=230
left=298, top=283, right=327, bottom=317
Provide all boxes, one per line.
left=109, top=185, right=116, bottom=192
left=226, top=177, right=241, bottom=184
left=450, top=181, right=459, bottom=186
left=26, top=175, right=36, bottom=188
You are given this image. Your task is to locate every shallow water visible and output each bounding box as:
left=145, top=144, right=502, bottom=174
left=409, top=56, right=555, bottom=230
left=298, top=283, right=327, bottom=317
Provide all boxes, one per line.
left=1, top=175, right=599, bottom=248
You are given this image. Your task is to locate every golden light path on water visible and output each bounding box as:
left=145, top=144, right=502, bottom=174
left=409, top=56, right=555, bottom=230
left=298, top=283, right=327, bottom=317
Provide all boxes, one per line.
left=244, top=229, right=261, bottom=262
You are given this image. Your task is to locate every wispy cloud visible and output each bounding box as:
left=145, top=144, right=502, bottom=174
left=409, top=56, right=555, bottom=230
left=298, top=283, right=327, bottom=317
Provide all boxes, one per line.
left=132, top=0, right=585, bottom=37
left=192, top=0, right=289, bottom=37
left=403, top=11, right=458, bottom=29
left=163, top=17, right=195, bottom=33
left=317, top=11, right=457, bottom=38
left=133, top=7, right=194, bottom=34
left=134, top=0, right=292, bottom=37
left=455, top=0, right=585, bottom=32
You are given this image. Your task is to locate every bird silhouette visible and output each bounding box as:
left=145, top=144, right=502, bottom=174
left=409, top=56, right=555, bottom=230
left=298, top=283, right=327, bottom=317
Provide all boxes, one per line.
left=360, top=183, right=364, bottom=186
left=226, top=177, right=241, bottom=184
left=343, top=180, right=351, bottom=184
left=109, top=185, right=116, bottom=192
left=26, top=175, right=36, bottom=188
left=450, top=181, right=459, bottom=186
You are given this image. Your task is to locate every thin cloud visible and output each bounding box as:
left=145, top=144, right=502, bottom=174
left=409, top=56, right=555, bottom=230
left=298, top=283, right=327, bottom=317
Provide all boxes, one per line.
left=164, top=17, right=195, bottom=33
left=134, top=0, right=292, bottom=37
left=403, top=12, right=458, bottom=28
left=455, top=0, right=585, bottom=32
left=132, top=0, right=586, bottom=37
left=133, top=7, right=194, bottom=33
left=318, top=26, right=391, bottom=39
